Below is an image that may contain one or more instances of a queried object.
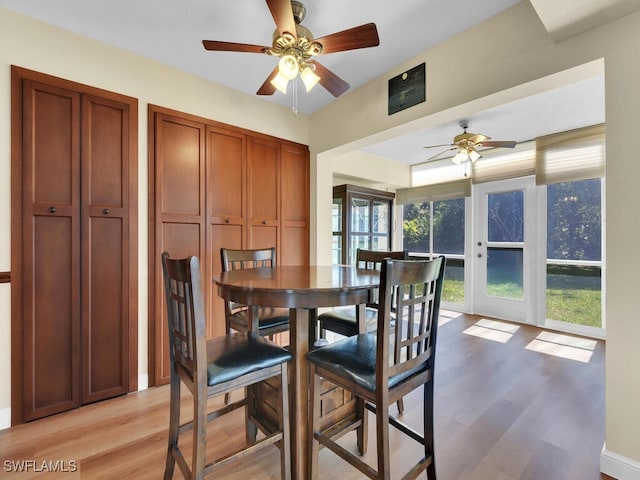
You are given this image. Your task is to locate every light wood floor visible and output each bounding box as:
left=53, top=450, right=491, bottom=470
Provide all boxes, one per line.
left=0, top=311, right=612, bottom=479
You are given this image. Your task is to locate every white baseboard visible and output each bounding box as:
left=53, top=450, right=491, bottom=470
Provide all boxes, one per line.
left=138, top=373, right=149, bottom=391
left=0, top=407, right=11, bottom=431
left=601, top=444, right=640, bottom=479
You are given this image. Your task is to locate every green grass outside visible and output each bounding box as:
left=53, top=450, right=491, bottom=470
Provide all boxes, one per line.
left=546, top=272, right=601, bottom=328
left=442, top=279, right=465, bottom=304
left=441, top=271, right=602, bottom=328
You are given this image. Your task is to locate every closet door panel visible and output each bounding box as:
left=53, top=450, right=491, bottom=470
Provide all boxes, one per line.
left=81, top=95, right=130, bottom=403
left=158, top=223, right=203, bottom=380
left=249, top=224, right=278, bottom=252
left=282, top=226, right=308, bottom=266
left=207, top=127, right=245, bottom=221
left=22, top=81, right=81, bottom=420
left=247, top=137, right=280, bottom=254
left=154, top=113, right=205, bottom=385
left=84, top=217, right=124, bottom=398
left=281, top=144, right=309, bottom=265
left=28, top=216, right=79, bottom=418
left=206, top=127, right=246, bottom=337
left=208, top=224, right=243, bottom=338
left=247, top=137, right=280, bottom=221
left=281, top=145, right=309, bottom=223
left=159, top=117, right=205, bottom=216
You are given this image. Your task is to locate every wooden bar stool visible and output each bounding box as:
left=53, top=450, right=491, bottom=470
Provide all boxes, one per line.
left=318, top=249, right=408, bottom=338
left=308, top=256, right=446, bottom=480
left=317, top=248, right=408, bottom=414
left=161, top=252, right=292, bottom=480
left=220, top=247, right=290, bottom=337
left=220, top=247, right=290, bottom=405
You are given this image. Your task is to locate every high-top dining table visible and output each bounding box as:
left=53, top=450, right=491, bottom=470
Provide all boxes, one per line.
left=214, top=265, right=380, bottom=480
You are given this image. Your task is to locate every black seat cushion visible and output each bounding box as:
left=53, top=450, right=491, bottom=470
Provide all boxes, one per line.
left=307, top=334, right=427, bottom=392
left=229, top=306, right=290, bottom=331
left=206, top=333, right=292, bottom=387
left=318, top=307, right=397, bottom=337
left=318, top=307, right=377, bottom=337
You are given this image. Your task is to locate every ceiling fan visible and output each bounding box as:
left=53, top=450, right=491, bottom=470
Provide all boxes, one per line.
left=423, top=120, right=517, bottom=164
left=202, top=0, right=380, bottom=97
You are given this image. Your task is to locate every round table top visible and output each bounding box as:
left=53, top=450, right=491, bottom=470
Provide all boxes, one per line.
left=213, top=265, right=380, bottom=309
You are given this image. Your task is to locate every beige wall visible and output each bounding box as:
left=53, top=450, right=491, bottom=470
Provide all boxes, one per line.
left=308, top=1, right=640, bottom=471
left=0, top=7, right=309, bottom=423
left=2, top=0, right=640, bottom=474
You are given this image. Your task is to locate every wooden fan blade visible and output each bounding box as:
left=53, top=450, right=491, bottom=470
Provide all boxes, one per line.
left=266, top=0, right=297, bottom=38
left=423, top=143, right=453, bottom=149
left=479, top=140, right=516, bottom=148
left=202, top=40, right=269, bottom=53
left=309, top=61, right=349, bottom=97
left=314, top=23, right=380, bottom=54
left=256, top=66, right=280, bottom=95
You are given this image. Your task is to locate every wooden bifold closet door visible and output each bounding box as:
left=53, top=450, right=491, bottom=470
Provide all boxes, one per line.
left=11, top=67, right=138, bottom=424
left=148, top=105, right=309, bottom=386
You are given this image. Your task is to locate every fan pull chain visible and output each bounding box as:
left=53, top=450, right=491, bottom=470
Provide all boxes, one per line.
left=292, top=78, right=298, bottom=117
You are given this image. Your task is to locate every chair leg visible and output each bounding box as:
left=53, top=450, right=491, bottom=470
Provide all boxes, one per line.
left=396, top=397, right=404, bottom=415
left=355, top=397, right=368, bottom=456
left=192, top=385, right=207, bottom=480
left=224, top=392, right=231, bottom=405
left=279, top=364, right=291, bottom=480
left=245, top=386, right=258, bottom=444
left=164, top=371, right=181, bottom=480
left=424, top=381, right=436, bottom=479
left=308, top=365, right=321, bottom=480
left=376, top=398, right=391, bottom=480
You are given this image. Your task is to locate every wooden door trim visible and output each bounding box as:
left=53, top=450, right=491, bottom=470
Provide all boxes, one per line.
left=10, top=66, right=138, bottom=425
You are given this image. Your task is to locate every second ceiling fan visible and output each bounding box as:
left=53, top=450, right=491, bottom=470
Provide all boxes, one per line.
left=424, top=120, right=517, bottom=164
left=202, top=0, right=380, bottom=97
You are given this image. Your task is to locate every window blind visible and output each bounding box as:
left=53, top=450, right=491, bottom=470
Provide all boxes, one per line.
left=471, top=141, right=535, bottom=184
left=396, top=179, right=471, bottom=204
left=535, top=124, right=605, bottom=185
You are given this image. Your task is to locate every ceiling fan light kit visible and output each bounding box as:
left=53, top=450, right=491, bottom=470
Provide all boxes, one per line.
left=202, top=0, right=379, bottom=98
left=299, top=64, right=320, bottom=92
left=452, top=147, right=482, bottom=165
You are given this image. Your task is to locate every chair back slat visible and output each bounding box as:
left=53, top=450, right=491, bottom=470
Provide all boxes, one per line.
left=354, top=249, right=407, bottom=308
left=161, top=252, right=207, bottom=383
left=222, top=247, right=276, bottom=271
left=377, top=256, right=445, bottom=381
left=220, top=247, right=277, bottom=314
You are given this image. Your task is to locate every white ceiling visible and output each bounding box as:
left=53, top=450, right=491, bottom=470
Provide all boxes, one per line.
left=0, top=0, right=614, bottom=168
left=0, top=0, right=521, bottom=114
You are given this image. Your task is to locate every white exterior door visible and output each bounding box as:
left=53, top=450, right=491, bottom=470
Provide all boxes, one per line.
left=473, top=177, right=538, bottom=324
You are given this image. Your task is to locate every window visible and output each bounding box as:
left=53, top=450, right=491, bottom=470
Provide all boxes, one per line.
left=402, top=198, right=465, bottom=304
left=332, top=184, right=395, bottom=265
left=546, top=179, right=602, bottom=328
